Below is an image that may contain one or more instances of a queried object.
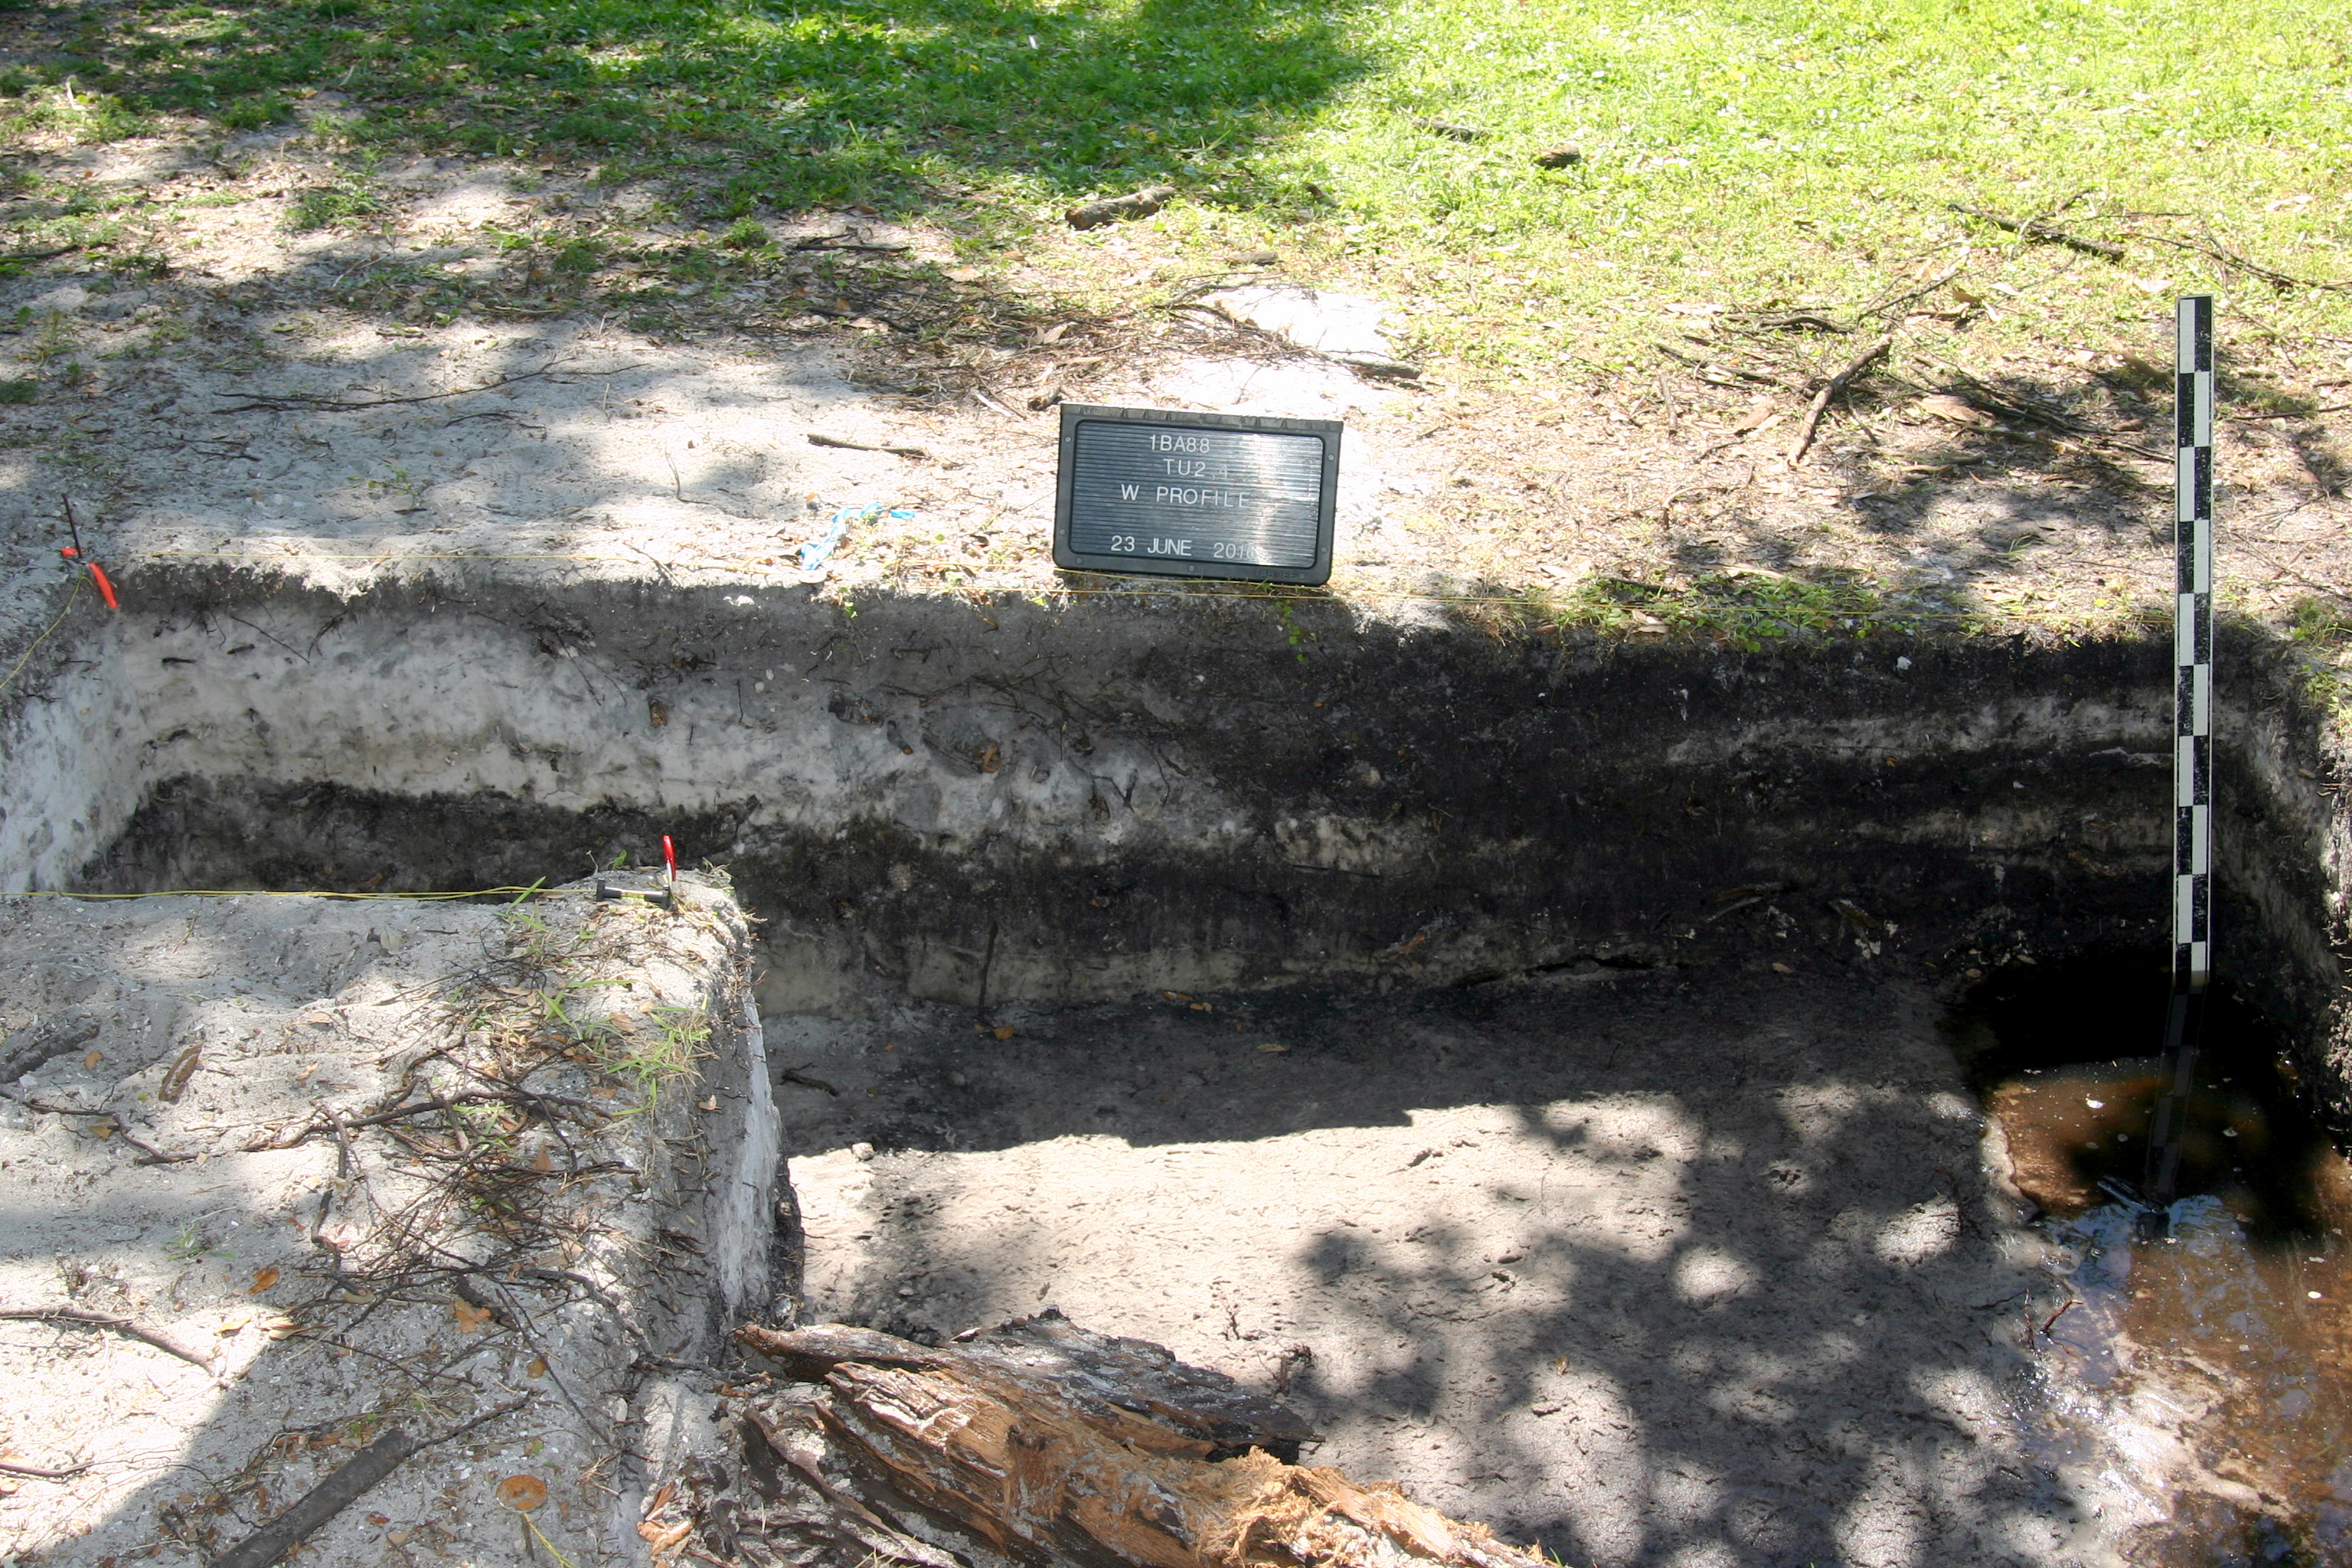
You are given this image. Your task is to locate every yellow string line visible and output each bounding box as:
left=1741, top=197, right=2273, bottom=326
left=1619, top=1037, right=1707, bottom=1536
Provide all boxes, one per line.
left=519, top=1509, right=583, bottom=1568
left=3, top=886, right=587, bottom=902
left=0, top=577, right=86, bottom=697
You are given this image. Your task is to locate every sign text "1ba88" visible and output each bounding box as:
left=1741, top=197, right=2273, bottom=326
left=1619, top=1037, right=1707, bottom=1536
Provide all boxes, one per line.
left=1053, top=405, right=1342, bottom=585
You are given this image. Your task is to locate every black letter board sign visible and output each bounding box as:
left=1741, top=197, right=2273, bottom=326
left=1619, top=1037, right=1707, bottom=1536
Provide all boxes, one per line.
left=1052, top=403, right=1341, bottom=586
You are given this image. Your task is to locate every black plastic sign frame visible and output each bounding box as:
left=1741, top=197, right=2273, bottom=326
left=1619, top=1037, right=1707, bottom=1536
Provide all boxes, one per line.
left=1052, top=403, right=1341, bottom=586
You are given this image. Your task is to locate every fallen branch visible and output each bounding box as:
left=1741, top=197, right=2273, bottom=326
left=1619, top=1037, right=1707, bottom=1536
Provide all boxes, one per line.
left=120, top=1129, right=198, bottom=1165
left=0, top=1305, right=217, bottom=1374
left=806, top=432, right=929, bottom=458
left=2135, top=230, right=2352, bottom=295
left=209, top=1399, right=528, bottom=1568
left=0, top=1456, right=88, bottom=1479
left=1785, top=332, right=1895, bottom=467
left=1946, top=202, right=2125, bottom=262
left=789, top=234, right=910, bottom=254
left=214, top=359, right=640, bottom=415
left=1857, top=265, right=1966, bottom=322
left=777, top=1065, right=841, bottom=1096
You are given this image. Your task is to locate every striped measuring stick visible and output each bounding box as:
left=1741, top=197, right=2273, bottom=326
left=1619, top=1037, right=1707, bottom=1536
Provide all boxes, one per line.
left=2146, top=294, right=2215, bottom=1211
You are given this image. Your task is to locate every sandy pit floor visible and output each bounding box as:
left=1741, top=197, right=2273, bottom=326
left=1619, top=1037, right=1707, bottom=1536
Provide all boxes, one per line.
left=761, top=965, right=2115, bottom=1568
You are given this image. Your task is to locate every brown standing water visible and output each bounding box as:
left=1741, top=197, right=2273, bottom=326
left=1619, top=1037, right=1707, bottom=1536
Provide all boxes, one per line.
left=1951, top=953, right=2352, bottom=1566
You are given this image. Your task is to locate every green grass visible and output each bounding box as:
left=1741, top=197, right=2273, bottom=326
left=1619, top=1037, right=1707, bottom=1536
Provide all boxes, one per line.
left=12, top=0, right=2352, bottom=374
left=284, top=166, right=384, bottom=230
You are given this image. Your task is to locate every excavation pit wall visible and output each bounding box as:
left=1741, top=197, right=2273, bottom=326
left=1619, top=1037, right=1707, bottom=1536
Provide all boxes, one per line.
left=4, top=569, right=2347, bottom=1075
left=3, top=567, right=2352, bottom=1564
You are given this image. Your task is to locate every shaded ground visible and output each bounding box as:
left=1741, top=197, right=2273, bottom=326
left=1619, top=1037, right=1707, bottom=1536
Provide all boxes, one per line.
left=0, top=106, right=2344, bottom=680
left=759, top=969, right=2114, bottom=1568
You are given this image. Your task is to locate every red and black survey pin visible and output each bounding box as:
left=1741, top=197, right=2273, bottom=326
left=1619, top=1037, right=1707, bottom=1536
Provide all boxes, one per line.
left=594, top=836, right=678, bottom=911
left=60, top=498, right=117, bottom=611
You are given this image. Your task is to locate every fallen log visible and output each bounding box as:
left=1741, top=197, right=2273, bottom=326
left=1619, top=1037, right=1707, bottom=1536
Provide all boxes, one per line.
left=695, top=1312, right=1552, bottom=1568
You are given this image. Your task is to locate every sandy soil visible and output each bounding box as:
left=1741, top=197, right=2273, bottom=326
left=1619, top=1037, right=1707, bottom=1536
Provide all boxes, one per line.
left=757, top=969, right=2119, bottom=1568
left=0, top=878, right=758, bottom=1566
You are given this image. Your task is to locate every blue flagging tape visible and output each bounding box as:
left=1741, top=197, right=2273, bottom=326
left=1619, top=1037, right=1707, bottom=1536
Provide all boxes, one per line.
left=797, top=503, right=914, bottom=573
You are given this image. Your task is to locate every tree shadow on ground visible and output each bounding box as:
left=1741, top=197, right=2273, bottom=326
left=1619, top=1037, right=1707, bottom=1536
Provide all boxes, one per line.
left=769, top=972, right=2095, bottom=1568
left=5, top=0, right=1376, bottom=217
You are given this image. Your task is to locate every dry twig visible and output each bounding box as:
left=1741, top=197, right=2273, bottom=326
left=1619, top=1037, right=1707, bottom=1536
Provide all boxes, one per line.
left=1946, top=202, right=2125, bottom=261
left=214, top=360, right=640, bottom=415
left=2135, top=230, right=2352, bottom=295
left=0, top=1305, right=217, bottom=1374
left=1785, top=333, right=1896, bottom=467
left=210, top=1400, right=529, bottom=1568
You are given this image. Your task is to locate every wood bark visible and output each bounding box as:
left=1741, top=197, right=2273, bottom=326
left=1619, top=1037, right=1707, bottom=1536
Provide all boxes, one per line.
left=691, top=1312, right=1553, bottom=1568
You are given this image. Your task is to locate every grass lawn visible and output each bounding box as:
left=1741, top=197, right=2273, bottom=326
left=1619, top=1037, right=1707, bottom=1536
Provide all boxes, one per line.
left=2, top=0, right=2349, bottom=384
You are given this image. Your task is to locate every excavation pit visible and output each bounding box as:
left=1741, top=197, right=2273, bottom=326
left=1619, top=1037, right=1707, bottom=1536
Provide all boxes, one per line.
left=5, top=566, right=2350, bottom=1566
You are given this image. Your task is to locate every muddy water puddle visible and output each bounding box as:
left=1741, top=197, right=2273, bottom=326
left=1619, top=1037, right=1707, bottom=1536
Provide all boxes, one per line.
left=1955, top=955, right=2352, bottom=1565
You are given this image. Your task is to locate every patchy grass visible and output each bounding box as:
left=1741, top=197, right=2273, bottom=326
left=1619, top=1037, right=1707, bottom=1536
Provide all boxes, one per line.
left=12, top=0, right=2343, bottom=381
left=283, top=167, right=385, bottom=231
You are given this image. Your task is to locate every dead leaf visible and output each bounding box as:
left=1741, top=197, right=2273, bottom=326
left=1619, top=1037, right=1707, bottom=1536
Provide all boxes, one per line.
left=452, top=1301, right=495, bottom=1332
left=991, top=1025, right=1015, bottom=1041
left=1916, top=394, right=1995, bottom=428
left=648, top=699, right=669, bottom=727
left=496, top=1475, right=549, bottom=1512
left=698, top=1096, right=719, bottom=1112
left=2133, top=276, right=2175, bottom=296
left=531, top=1148, right=553, bottom=1174
left=293, top=1061, right=319, bottom=1083
left=83, top=1049, right=103, bottom=1070
left=88, top=1119, right=116, bottom=1139
left=526, top=1355, right=548, bottom=1378
left=648, top=1481, right=678, bottom=1514
left=216, top=1312, right=252, bottom=1336
left=975, top=742, right=1001, bottom=773
left=159, top=1046, right=201, bottom=1104
left=1161, top=990, right=1194, bottom=1002
left=1257, top=1043, right=1289, bottom=1054
left=639, top=1521, right=691, bottom=1553
left=1771, top=962, right=1795, bottom=975
left=386, top=1529, right=412, bottom=1547
left=248, top=1266, right=280, bottom=1295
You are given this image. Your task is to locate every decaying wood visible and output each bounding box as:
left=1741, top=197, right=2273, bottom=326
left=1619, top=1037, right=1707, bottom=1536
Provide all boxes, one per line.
left=706, top=1312, right=1547, bottom=1568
